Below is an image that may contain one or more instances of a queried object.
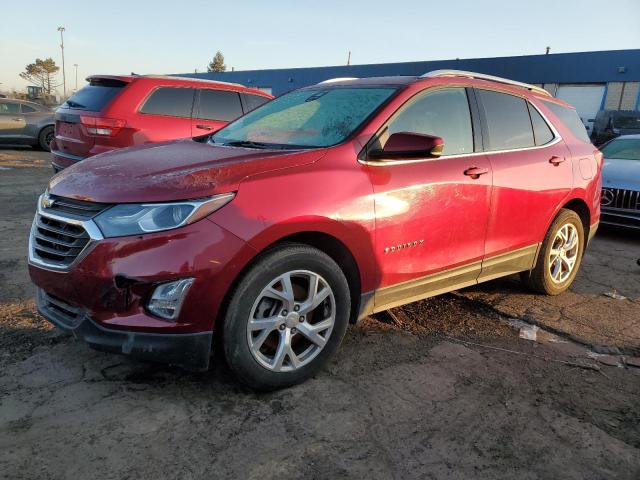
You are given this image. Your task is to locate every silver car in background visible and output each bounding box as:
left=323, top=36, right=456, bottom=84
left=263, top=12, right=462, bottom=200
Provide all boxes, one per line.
left=0, top=99, right=55, bottom=151
left=600, top=134, right=640, bottom=229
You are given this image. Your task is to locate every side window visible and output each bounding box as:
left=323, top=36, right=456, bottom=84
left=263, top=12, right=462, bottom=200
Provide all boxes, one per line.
left=384, top=88, right=474, bottom=156
left=527, top=103, right=554, bottom=146
left=196, top=89, right=243, bottom=121
left=242, top=93, right=270, bottom=113
left=140, top=87, right=195, bottom=118
left=0, top=102, right=20, bottom=114
left=478, top=90, right=534, bottom=150
left=543, top=101, right=591, bottom=143
left=21, top=104, right=37, bottom=113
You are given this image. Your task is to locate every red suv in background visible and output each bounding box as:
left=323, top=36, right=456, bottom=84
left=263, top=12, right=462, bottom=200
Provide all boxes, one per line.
left=30, top=71, right=601, bottom=390
left=50, top=75, right=272, bottom=172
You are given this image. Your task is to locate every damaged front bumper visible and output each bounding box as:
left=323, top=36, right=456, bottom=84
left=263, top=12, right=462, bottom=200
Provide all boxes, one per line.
left=37, top=288, right=212, bottom=371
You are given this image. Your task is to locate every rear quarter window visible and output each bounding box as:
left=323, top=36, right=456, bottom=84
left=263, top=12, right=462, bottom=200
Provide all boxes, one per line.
left=543, top=101, right=591, bottom=143
left=140, top=87, right=195, bottom=118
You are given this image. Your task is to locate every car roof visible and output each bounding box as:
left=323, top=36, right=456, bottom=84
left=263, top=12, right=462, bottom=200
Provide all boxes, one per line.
left=0, top=98, right=45, bottom=108
left=86, top=74, right=272, bottom=97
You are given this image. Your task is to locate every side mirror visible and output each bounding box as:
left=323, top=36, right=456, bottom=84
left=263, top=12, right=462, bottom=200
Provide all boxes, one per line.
left=369, top=132, right=444, bottom=161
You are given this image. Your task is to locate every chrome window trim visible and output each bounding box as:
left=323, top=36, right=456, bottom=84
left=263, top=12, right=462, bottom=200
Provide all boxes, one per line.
left=28, top=194, right=104, bottom=272
left=360, top=90, right=562, bottom=167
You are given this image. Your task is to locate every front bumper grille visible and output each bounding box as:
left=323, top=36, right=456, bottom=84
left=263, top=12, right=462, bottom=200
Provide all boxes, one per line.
left=37, top=288, right=84, bottom=329
left=601, top=187, right=640, bottom=211
left=29, top=193, right=108, bottom=270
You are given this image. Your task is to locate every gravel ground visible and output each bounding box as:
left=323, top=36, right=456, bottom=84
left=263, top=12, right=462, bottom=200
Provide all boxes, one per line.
left=1, top=147, right=639, bottom=479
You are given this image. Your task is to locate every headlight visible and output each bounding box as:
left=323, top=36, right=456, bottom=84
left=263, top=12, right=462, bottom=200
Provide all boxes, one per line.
left=94, top=193, right=234, bottom=237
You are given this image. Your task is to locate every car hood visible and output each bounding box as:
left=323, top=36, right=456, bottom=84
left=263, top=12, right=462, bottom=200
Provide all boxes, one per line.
left=602, top=157, right=640, bottom=191
left=49, top=139, right=326, bottom=203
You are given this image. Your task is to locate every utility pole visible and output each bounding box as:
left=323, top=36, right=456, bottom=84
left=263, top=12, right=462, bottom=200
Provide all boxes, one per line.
left=58, top=27, right=66, bottom=97
left=73, top=64, right=78, bottom=91
left=545, top=46, right=550, bottom=55
left=347, top=51, right=351, bottom=66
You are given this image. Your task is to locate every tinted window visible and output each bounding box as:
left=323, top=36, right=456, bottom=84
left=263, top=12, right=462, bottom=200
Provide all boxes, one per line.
left=196, top=89, right=242, bottom=121
left=61, top=78, right=127, bottom=111
left=543, top=101, right=591, bottom=143
left=478, top=90, right=534, bottom=150
left=140, top=87, right=195, bottom=118
left=0, top=102, right=20, bottom=114
left=243, top=93, right=270, bottom=113
left=386, top=88, right=473, bottom=155
left=21, top=104, right=37, bottom=113
left=528, top=103, right=554, bottom=146
left=213, top=87, right=396, bottom=148
left=600, top=138, right=640, bottom=161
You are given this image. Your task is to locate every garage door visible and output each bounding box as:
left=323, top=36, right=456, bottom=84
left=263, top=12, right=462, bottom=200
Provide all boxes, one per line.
left=555, top=84, right=605, bottom=136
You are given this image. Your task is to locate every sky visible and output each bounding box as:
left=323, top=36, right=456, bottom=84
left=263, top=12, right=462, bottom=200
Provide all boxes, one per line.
left=2, top=0, right=639, bottom=94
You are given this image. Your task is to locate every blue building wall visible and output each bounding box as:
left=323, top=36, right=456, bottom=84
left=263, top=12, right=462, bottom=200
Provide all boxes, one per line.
left=176, top=49, right=640, bottom=96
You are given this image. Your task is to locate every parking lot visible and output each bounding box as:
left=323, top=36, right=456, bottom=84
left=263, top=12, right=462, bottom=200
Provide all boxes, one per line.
left=1, top=147, right=639, bottom=479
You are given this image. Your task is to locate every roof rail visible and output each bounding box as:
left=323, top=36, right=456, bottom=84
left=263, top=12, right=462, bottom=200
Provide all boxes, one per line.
left=144, top=74, right=244, bottom=88
left=318, top=77, right=359, bottom=84
left=420, top=70, right=551, bottom=97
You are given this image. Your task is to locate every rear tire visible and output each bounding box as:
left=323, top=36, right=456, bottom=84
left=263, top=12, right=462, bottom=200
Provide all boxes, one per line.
left=38, top=126, right=54, bottom=151
left=521, top=209, right=584, bottom=295
left=222, top=243, right=350, bottom=391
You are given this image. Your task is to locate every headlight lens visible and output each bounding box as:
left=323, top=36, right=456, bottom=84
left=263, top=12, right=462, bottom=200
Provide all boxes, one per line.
left=94, top=193, right=234, bottom=237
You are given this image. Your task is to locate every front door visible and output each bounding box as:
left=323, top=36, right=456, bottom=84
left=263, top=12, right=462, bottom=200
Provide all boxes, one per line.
left=0, top=101, right=27, bottom=138
left=366, top=87, right=492, bottom=311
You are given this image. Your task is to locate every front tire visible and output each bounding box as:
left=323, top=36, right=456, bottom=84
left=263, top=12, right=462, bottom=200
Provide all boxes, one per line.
left=222, top=244, right=350, bottom=391
left=521, top=209, right=584, bottom=295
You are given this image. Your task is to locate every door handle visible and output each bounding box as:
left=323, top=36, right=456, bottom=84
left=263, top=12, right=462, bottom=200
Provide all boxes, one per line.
left=463, top=166, right=489, bottom=179
left=195, top=124, right=214, bottom=130
left=549, top=156, right=566, bottom=166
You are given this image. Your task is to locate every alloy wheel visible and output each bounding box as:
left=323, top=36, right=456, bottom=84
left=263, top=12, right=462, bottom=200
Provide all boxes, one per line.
left=548, top=223, right=579, bottom=284
left=246, top=270, right=336, bottom=372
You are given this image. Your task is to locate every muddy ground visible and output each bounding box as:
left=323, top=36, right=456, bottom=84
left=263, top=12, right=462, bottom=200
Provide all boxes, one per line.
left=1, top=147, right=639, bottom=479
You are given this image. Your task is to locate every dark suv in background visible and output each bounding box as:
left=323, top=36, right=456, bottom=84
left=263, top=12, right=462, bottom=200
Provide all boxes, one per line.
left=51, top=75, right=272, bottom=172
left=0, top=99, right=54, bottom=151
left=591, top=110, right=640, bottom=145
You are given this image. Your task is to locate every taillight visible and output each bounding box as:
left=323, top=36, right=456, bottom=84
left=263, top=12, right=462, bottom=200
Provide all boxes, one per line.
left=80, top=116, right=125, bottom=137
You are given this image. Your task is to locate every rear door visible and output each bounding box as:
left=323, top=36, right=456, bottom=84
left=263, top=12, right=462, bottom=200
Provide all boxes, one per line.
left=476, top=89, right=573, bottom=276
left=0, top=101, right=26, bottom=138
left=54, top=78, right=128, bottom=157
left=136, top=87, right=194, bottom=142
left=191, top=88, right=243, bottom=136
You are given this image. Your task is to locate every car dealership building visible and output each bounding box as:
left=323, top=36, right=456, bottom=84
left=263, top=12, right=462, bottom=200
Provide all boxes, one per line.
left=180, top=49, right=640, bottom=135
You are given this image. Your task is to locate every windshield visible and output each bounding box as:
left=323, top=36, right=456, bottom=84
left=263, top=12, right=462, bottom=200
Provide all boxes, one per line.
left=613, top=115, right=640, bottom=129
left=211, top=87, right=397, bottom=148
left=601, top=138, right=640, bottom=161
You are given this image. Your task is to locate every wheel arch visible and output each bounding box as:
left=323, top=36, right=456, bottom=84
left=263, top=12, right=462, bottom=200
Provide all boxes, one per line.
left=560, top=197, right=591, bottom=245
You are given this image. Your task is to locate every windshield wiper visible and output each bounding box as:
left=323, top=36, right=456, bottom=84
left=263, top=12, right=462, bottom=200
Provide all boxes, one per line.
left=223, top=140, right=275, bottom=149
left=64, top=100, right=87, bottom=109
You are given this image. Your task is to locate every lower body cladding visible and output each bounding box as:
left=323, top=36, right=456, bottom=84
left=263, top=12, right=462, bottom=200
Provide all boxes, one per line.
left=29, top=217, right=257, bottom=371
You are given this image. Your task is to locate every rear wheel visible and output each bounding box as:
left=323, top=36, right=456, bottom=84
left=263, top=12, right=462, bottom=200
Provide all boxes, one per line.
left=38, top=126, right=54, bottom=151
left=521, top=209, right=584, bottom=295
left=222, top=244, right=350, bottom=390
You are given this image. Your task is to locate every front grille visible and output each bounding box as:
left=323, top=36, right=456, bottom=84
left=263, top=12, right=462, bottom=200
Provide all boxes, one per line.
left=601, top=188, right=640, bottom=211
left=37, top=289, right=84, bottom=329
left=32, top=215, right=91, bottom=267
left=46, top=194, right=110, bottom=219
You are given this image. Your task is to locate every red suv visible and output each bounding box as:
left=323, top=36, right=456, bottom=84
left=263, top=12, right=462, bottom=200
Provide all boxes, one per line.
left=50, top=75, right=272, bottom=172
left=30, top=71, right=601, bottom=390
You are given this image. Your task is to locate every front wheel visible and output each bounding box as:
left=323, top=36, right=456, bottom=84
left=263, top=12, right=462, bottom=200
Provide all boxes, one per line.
left=222, top=244, right=351, bottom=391
left=521, top=209, right=584, bottom=295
